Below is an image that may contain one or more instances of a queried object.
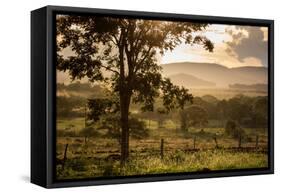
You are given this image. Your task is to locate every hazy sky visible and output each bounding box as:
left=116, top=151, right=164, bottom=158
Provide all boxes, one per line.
left=57, top=23, right=268, bottom=84
left=160, top=24, right=268, bottom=67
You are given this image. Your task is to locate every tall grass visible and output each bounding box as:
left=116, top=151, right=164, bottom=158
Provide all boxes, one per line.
left=57, top=149, right=267, bottom=179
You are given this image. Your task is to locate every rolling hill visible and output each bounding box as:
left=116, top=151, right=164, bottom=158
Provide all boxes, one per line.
left=161, top=62, right=267, bottom=87
left=168, top=73, right=216, bottom=88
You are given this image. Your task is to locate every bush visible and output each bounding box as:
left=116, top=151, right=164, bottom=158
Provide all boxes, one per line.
left=129, top=117, right=149, bottom=139
left=225, top=120, right=245, bottom=139
left=79, top=126, right=100, bottom=138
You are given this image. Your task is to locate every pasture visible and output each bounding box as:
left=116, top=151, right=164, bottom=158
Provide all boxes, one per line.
left=56, top=118, right=268, bottom=179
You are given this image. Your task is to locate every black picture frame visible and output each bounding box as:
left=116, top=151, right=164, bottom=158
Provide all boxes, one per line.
left=31, top=5, right=274, bottom=188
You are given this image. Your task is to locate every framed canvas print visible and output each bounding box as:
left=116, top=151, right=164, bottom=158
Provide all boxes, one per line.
left=31, top=5, right=274, bottom=188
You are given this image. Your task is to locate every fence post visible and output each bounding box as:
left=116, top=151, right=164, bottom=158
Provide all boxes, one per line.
left=160, top=139, right=164, bottom=160
left=62, top=144, right=68, bottom=171
left=255, top=135, right=259, bottom=150
left=193, top=137, right=196, bottom=149
left=238, top=135, right=242, bottom=148
left=213, top=137, right=218, bottom=148
left=85, top=104, right=87, bottom=128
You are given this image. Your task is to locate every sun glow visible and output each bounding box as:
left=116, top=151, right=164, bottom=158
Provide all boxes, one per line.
left=161, top=24, right=267, bottom=68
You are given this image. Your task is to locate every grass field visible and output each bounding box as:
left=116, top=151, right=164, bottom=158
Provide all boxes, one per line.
left=56, top=117, right=268, bottom=180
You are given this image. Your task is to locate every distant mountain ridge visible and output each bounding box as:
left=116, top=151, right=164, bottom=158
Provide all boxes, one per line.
left=161, top=62, right=267, bottom=87
left=169, top=73, right=216, bottom=88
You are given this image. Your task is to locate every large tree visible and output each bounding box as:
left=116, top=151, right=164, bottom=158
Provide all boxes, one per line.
left=56, top=16, right=214, bottom=165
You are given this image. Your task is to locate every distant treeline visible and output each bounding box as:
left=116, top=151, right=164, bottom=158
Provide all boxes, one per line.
left=137, top=94, right=268, bottom=129
left=57, top=82, right=268, bottom=129
left=229, top=83, right=267, bottom=92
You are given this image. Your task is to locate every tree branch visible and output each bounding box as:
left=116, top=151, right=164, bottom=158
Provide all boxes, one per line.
left=100, top=64, right=120, bottom=75
left=133, top=46, right=153, bottom=74
left=112, top=34, right=120, bottom=46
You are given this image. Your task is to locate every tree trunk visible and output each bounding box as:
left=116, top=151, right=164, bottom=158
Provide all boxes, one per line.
left=120, top=93, right=130, bottom=166
left=118, top=33, right=133, bottom=166
left=118, top=35, right=130, bottom=167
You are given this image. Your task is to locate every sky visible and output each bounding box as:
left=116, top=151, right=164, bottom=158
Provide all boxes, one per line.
left=160, top=24, right=268, bottom=67
left=57, top=22, right=269, bottom=84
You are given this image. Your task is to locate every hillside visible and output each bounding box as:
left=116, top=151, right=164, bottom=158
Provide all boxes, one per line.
left=168, top=73, right=216, bottom=88
left=161, top=62, right=267, bottom=87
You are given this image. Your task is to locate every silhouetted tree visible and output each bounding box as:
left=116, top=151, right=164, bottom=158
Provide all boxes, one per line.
left=56, top=16, right=214, bottom=165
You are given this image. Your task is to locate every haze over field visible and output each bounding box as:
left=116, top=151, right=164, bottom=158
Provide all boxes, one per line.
left=58, top=61, right=268, bottom=100
left=57, top=61, right=268, bottom=101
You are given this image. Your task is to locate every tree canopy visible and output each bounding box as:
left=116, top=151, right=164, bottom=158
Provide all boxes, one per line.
left=57, top=16, right=213, bottom=112
left=56, top=15, right=214, bottom=164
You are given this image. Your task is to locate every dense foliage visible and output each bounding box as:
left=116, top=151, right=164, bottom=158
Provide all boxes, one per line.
left=56, top=16, right=214, bottom=164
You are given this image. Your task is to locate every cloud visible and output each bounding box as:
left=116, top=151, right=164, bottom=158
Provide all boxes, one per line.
left=225, top=26, right=268, bottom=66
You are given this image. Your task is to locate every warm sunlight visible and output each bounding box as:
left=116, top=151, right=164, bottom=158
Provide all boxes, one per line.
left=161, top=24, right=268, bottom=68
left=53, top=13, right=270, bottom=181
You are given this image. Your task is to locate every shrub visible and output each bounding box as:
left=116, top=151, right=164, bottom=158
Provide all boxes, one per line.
left=79, top=126, right=100, bottom=138
left=129, top=117, right=149, bottom=139
left=225, top=120, right=245, bottom=139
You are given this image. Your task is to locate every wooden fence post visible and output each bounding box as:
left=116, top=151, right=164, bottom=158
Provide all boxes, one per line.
left=213, top=137, right=218, bottom=148
left=85, top=104, right=87, bottom=128
left=160, top=139, right=164, bottom=160
left=193, top=137, right=196, bottom=149
left=238, top=135, right=242, bottom=148
left=255, top=135, right=259, bottom=150
left=62, top=144, right=68, bottom=171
